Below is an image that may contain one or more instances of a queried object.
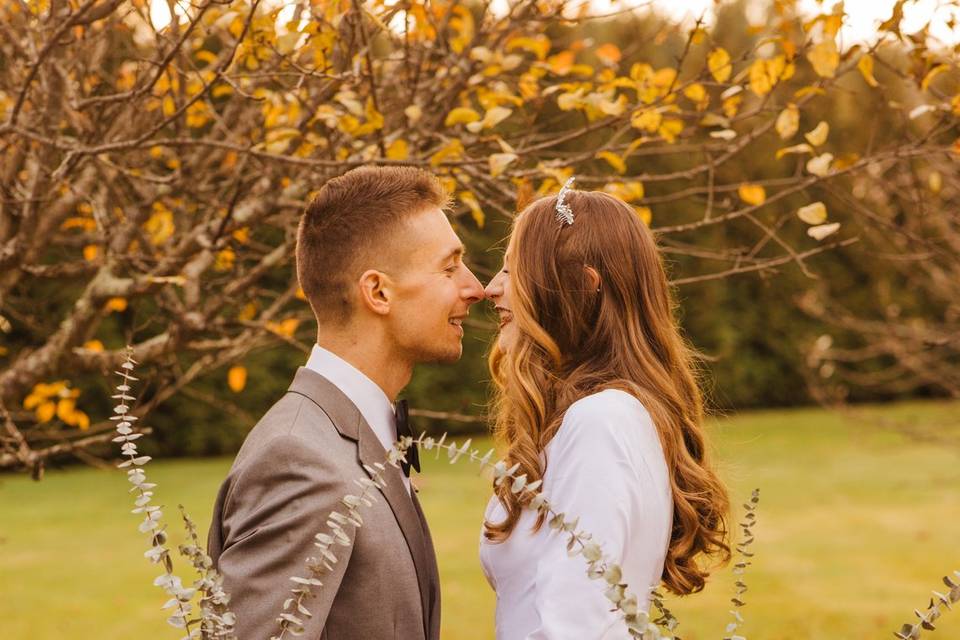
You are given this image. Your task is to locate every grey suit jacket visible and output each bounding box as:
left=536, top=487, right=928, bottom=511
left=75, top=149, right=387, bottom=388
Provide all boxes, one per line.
left=207, top=367, right=441, bottom=640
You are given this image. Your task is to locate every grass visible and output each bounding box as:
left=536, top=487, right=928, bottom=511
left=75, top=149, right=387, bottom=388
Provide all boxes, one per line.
left=1, top=399, right=958, bottom=639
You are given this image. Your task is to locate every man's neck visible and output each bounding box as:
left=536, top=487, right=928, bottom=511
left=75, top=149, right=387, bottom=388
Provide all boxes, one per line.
left=315, top=331, right=413, bottom=401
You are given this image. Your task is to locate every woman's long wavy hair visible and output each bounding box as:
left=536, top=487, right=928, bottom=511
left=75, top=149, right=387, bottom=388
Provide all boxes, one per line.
left=484, top=189, right=731, bottom=595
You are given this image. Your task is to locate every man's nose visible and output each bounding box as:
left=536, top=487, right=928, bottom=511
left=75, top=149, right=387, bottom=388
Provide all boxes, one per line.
left=462, top=267, right=485, bottom=304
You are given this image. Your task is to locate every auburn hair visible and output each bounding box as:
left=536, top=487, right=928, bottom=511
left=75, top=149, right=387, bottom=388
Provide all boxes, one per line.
left=484, top=189, right=731, bottom=595
left=296, top=166, right=449, bottom=324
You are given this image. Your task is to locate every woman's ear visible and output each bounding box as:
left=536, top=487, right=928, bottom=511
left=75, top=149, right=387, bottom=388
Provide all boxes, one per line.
left=357, top=269, right=392, bottom=316
left=584, top=265, right=601, bottom=292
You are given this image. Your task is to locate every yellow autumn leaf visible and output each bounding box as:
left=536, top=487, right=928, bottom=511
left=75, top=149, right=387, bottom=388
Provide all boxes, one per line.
left=145, top=203, right=175, bottom=245
left=105, top=297, right=128, bottom=312
left=380, top=139, right=407, bottom=161
left=708, top=48, right=732, bottom=83
left=929, top=171, right=942, bottom=194
left=858, top=54, right=879, bottom=87
left=56, top=398, right=77, bottom=423
left=161, top=95, right=176, bottom=117
left=775, top=143, right=814, bottom=159
left=806, top=153, right=834, bottom=177
left=807, top=39, right=839, bottom=78
left=466, top=106, right=512, bottom=133
left=238, top=301, right=258, bottom=321
left=804, top=121, right=829, bottom=146
left=489, top=153, right=518, bottom=178
left=749, top=59, right=774, bottom=97
left=444, top=107, right=481, bottom=127
left=775, top=104, right=799, bottom=140
left=603, top=181, right=645, bottom=202
left=429, top=139, right=464, bottom=167
left=631, top=108, right=662, bottom=133
left=227, top=365, right=247, bottom=392
left=267, top=317, right=300, bottom=338
left=506, top=35, right=551, bottom=60
left=214, top=248, right=235, bottom=272
left=658, top=119, right=684, bottom=144
left=683, top=83, right=708, bottom=110
left=921, top=64, right=949, bottom=92
left=36, top=401, right=56, bottom=423
left=83, top=245, right=99, bottom=261
left=807, top=222, right=840, bottom=241
left=83, top=339, right=105, bottom=352
left=459, top=191, right=485, bottom=228
left=595, top=43, right=622, bottom=65
left=74, top=411, right=90, bottom=430
left=596, top=151, right=626, bottom=174
left=738, top=183, right=767, bottom=206
left=797, top=202, right=827, bottom=225
left=634, top=206, right=652, bottom=226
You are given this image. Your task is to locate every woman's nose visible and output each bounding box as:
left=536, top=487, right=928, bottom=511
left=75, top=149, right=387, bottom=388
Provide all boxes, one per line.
left=484, top=278, right=500, bottom=300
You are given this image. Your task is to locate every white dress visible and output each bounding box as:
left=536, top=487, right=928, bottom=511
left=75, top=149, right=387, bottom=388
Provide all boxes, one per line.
left=479, top=389, right=673, bottom=640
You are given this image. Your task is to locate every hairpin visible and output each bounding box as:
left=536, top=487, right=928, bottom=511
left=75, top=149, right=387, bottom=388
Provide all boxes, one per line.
left=555, top=176, right=576, bottom=226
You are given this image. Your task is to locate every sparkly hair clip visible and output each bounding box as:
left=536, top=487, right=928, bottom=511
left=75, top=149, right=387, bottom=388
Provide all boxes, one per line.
left=554, top=176, right=576, bottom=226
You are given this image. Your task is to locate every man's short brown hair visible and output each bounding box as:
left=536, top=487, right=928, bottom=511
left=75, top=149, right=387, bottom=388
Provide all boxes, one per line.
left=296, top=166, right=448, bottom=324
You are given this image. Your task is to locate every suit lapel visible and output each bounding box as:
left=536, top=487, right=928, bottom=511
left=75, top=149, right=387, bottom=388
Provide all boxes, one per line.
left=288, top=367, right=433, bottom=639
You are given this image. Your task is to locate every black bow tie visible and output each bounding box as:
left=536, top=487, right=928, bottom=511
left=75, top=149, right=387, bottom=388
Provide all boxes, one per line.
left=395, top=399, right=420, bottom=477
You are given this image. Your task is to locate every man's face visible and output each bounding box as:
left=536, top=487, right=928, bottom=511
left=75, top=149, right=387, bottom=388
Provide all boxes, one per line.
left=384, top=207, right=484, bottom=364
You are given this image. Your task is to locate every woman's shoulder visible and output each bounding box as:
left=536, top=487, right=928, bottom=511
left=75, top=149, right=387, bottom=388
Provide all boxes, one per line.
left=554, top=388, right=654, bottom=449
left=564, top=388, right=650, bottom=424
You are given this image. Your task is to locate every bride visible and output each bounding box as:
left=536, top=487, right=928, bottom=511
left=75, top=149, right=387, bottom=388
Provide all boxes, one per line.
left=480, top=181, right=731, bottom=639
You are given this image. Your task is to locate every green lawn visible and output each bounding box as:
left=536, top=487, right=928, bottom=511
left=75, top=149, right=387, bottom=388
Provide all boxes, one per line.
left=1, top=400, right=958, bottom=639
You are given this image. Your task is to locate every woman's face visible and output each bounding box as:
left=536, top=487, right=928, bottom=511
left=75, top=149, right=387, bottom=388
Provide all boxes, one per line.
left=484, top=252, right=518, bottom=352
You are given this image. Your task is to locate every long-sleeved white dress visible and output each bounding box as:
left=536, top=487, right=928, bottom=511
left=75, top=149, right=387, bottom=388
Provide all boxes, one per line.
left=479, top=389, right=673, bottom=640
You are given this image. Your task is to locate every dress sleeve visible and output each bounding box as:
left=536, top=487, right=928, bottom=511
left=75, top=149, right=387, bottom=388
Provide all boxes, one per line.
left=526, top=397, right=651, bottom=640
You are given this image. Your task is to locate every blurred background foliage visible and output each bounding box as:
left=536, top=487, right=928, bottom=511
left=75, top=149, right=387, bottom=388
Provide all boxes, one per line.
left=1, top=0, right=957, bottom=462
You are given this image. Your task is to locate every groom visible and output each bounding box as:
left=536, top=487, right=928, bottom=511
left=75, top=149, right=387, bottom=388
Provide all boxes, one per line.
left=207, top=166, right=484, bottom=639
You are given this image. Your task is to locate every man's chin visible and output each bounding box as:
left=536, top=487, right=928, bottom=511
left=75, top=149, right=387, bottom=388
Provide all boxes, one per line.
left=417, top=342, right=463, bottom=365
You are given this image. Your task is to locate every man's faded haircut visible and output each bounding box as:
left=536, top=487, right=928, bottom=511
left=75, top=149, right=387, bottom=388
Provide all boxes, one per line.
left=296, top=166, right=449, bottom=324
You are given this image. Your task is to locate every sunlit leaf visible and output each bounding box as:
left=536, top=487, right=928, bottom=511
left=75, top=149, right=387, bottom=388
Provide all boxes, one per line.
left=708, top=47, right=732, bottom=83
left=444, top=107, right=480, bottom=127
left=596, top=150, right=626, bottom=174
left=806, top=152, right=834, bottom=177
left=804, top=121, right=829, bottom=146
left=921, top=64, right=948, bottom=92
left=631, top=108, right=662, bottom=133
left=658, top=118, right=684, bottom=144
left=105, top=297, right=128, bottom=312
left=459, top=191, right=485, bottom=228
left=807, top=222, right=840, bottom=240
left=775, top=104, right=799, bottom=140
left=807, top=39, right=839, bottom=78
left=489, top=152, right=517, bottom=178
left=227, top=365, right=247, bottom=392
left=775, top=143, right=814, bottom=159
left=857, top=54, right=879, bottom=87
left=797, top=202, right=827, bottom=224
left=595, top=43, right=621, bottom=65
left=386, top=139, right=409, bottom=160
left=634, top=206, right=652, bottom=226
left=738, top=184, right=767, bottom=206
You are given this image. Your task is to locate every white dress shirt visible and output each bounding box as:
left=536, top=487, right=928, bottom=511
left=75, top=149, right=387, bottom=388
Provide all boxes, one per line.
left=305, top=344, right=410, bottom=493
left=479, top=389, right=673, bottom=639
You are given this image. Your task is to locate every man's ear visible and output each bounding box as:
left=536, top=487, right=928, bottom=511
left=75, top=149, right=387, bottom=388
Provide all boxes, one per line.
left=357, top=269, right=392, bottom=316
